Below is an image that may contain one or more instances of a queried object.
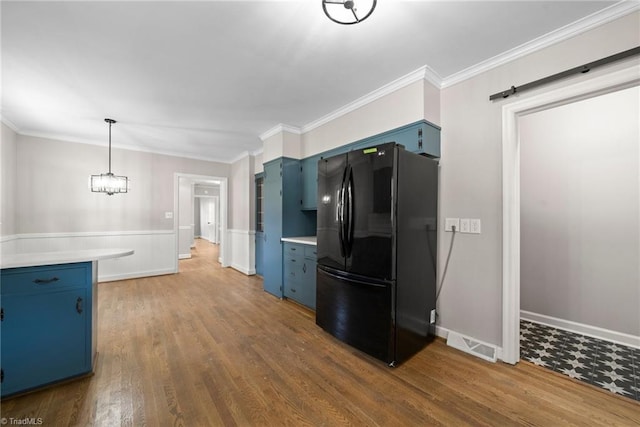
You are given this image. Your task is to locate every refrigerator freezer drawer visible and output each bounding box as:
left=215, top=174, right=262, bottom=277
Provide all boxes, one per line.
left=315, top=266, right=394, bottom=364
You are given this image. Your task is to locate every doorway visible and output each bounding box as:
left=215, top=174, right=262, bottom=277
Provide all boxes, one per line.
left=174, top=173, right=229, bottom=271
left=501, top=64, right=640, bottom=364
left=198, top=196, right=219, bottom=244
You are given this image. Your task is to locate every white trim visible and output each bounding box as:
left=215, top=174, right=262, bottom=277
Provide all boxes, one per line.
left=502, top=64, right=640, bottom=365
left=2, top=231, right=176, bottom=282
left=229, top=150, right=250, bottom=164
left=259, top=123, right=302, bottom=141
left=302, top=66, right=440, bottom=134
left=0, top=234, right=19, bottom=243
left=521, top=311, right=640, bottom=350
left=227, top=228, right=256, bottom=275
left=0, top=115, right=19, bottom=133
left=175, top=173, right=229, bottom=270
left=441, top=1, right=640, bottom=89
left=16, top=129, right=238, bottom=165
left=16, top=230, right=173, bottom=239
left=99, top=268, right=176, bottom=283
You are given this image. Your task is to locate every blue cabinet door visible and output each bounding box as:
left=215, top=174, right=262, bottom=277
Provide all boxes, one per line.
left=300, top=258, right=317, bottom=310
left=1, top=288, right=89, bottom=396
left=255, top=231, right=264, bottom=276
left=300, top=156, right=320, bottom=210
left=263, top=161, right=283, bottom=297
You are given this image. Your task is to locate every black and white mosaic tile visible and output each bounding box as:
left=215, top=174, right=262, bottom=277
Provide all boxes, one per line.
left=520, top=320, right=639, bottom=401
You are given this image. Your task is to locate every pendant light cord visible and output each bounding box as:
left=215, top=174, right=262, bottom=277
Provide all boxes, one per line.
left=108, top=120, right=112, bottom=174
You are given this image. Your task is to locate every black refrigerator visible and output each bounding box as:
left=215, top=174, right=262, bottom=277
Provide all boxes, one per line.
left=315, top=142, right=438, bottom=366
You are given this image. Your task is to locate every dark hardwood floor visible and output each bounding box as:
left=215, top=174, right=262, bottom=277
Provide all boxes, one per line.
left=2, top=239, right=638, bottom=426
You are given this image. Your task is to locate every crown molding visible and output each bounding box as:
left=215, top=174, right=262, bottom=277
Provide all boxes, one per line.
left=250, top=147, right=264, bottom=157
left=228, top=150, right=250, bottom=164
left=0, top=115, right=20, bottom=133
left=259, top=123, right=302, bottom=141
left=302, top=65, right=443, bottom=134
left=441, top=1, right=640, bottom=89
left=17, top=129, right=240, bottom=164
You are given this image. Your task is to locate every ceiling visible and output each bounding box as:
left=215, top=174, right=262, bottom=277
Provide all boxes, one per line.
left=1, top=1, right=625, bottom=163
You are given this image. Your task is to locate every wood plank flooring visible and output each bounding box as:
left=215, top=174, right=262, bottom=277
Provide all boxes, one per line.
left=2, top=239, right=639, bottom=426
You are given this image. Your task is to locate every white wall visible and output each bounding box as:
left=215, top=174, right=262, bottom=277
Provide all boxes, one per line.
left=5, top=131, right=231, bottom=280
left=438, top=11, right=640, bottom=347
left=301, top=79, right=438, bottom=158
left=1, top=123, right=17, bottom=237
left=520, top=86, right=639, bottom=336
left=228, top=154, right=257, bottom=274
left=262, top=130, right=302, bottom=163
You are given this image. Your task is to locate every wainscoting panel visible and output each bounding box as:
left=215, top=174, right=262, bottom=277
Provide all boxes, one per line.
left=5, top=231, right=177, bottom=282
left=228, top=229, right=255, bottom=275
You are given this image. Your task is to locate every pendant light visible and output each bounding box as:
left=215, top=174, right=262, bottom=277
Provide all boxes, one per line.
left=89, top=118, right=129, bottom=195
left=322, top=0, right=376, bottom=25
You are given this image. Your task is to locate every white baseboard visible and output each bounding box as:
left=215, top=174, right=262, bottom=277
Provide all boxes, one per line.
left=99, top=268, right=176, bottom=282
left=179, top=254, right=192, bottom=260
left=230, top=263, right=256, bottom=276
left=521, top=310, right=640, bottom=349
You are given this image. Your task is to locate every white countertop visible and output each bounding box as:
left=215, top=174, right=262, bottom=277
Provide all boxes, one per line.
left=281, top=236, right=317, bottom=246
left=1, top=248, right=134, bottom=269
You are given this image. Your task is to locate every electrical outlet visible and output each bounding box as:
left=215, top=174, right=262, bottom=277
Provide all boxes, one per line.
left=430, top=309, right=436, bottom=324
left=460, top=218, right=470, bottom=233
left=165, top=211, right=173, bottom=219
left=445, top=218, right=459, bottom=232
left=470, top=219, right=481, bottom=234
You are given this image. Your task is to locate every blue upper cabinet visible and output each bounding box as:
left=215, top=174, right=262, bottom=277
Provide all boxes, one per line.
left=372, top=121, right=441, bottom=157
left=299, top=120, right=441, bottom=210
left=300, top=156, right=320, bottom=211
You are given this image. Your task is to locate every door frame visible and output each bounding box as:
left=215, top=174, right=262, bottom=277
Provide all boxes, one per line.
left=174, top=173, right=229, bottom=270
left=501, top=64, right=639, bottom=364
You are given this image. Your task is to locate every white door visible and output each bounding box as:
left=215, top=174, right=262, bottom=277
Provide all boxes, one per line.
left=199, top=198, right=216, bottom=243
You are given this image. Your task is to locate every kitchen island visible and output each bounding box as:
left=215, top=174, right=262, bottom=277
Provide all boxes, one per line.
left=0, top=248, right=133, bottom=399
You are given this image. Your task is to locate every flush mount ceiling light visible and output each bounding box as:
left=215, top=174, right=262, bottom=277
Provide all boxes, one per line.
left=322, top=0, right=376, bottom=25
left=89, top=118, right=129, bottom=195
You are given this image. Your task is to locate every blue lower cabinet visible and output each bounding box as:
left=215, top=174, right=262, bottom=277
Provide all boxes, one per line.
left=1, top=262, right=94, bottom=398
left=283, top=242, right=317, bottom=310
left=255, top=231, right=264, bottom=276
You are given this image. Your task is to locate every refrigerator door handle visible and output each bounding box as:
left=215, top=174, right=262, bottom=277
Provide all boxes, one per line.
left=338, top=165, right=348, bottom=258
left=346, top=166, right=354, bottom=257
left=317, top=265, right=388, bottom=288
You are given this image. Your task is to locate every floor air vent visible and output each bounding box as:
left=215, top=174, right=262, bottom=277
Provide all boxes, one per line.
left=446, top=332, right=497, bottom=363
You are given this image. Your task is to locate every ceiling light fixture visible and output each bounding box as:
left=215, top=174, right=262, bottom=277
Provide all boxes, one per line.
left=90, top=118, right=129, bottom=195
left=322, top=0, right=376, bottom=25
